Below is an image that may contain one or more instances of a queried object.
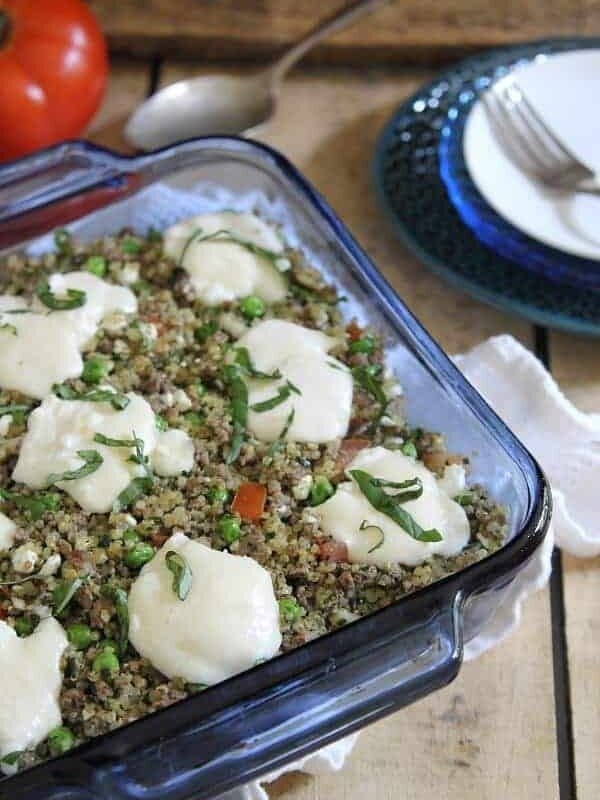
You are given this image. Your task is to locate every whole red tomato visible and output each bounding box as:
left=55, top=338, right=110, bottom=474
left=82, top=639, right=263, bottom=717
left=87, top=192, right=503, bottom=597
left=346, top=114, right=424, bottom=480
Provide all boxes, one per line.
left=0, top=0, right=108, bottom=162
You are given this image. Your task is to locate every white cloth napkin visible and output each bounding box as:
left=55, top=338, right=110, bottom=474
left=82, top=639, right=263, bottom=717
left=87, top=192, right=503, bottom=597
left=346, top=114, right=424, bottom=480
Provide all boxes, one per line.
left=232, top=333, right=598, bottom=799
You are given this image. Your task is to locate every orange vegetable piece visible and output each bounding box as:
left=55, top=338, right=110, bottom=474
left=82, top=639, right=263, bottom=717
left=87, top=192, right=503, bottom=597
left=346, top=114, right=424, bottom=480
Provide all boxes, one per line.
left=231, top=482, right=267, bottom=521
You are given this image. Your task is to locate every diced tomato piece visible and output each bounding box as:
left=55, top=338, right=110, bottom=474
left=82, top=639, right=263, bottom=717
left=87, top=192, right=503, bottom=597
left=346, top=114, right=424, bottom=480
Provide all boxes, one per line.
left=336, top=437, right=371, bottom=471
left=318, top=539, right=349, bottom=562
left=231, top=482, right=267, bottom=521
left=346, top=320, right=363, bottom=341
left=0, top=606, right=7, bottom=620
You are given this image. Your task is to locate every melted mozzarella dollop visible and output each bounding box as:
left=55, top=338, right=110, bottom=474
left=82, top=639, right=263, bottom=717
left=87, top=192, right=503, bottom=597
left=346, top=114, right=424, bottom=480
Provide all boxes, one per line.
left=163, top=212, right=287, bottom=304
left=128, top=533, right=282, bottom=684
left=0, top=618, right=68, bottom=760
left=41, top=271, right=138, bottom=346
left=0, top=513, right=16, bottom=551
left=12, top=392, right=194, bottom=514
left=316, top=447, right=470, bottom=567
left=0, top=273, right=136, bottom=399
left=236, top=319, right=353, bottom=443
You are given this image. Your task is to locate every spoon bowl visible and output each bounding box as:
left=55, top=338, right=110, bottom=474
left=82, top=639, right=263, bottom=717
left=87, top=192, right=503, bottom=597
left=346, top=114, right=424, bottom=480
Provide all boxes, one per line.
left=124, top=0, right=389, bottom=150
left=125, top=73, right=275, bottom=151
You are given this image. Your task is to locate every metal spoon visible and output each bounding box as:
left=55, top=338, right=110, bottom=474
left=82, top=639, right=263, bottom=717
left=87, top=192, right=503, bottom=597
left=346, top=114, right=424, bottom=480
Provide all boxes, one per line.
left=125, top=0, right=390, bottom=151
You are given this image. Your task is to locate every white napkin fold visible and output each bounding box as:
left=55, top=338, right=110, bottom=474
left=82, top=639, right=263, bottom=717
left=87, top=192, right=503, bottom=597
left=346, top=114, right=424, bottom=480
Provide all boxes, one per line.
left=238, top=333, right=598, bottom=799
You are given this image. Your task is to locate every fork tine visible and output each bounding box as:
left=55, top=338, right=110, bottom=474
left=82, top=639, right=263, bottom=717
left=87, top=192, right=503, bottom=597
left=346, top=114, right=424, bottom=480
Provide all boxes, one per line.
left=484, top=88, right=553, bottom=177
left=512, top=83, right=593, bottom=175
left=494, top=84, right=567, bottom=175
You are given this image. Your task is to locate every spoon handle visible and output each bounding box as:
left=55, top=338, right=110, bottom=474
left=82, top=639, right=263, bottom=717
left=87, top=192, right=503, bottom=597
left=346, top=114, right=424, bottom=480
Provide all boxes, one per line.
left=269, top=0, right=391, bottom=83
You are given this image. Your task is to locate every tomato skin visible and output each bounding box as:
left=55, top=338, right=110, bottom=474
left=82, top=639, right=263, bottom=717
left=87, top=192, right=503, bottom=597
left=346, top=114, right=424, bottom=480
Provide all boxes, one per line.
left=0, top=0, right=108, bottom=162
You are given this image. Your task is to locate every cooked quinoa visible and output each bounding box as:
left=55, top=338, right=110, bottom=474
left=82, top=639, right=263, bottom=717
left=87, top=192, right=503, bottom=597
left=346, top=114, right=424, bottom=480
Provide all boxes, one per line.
left=0, top=224, right=506, bottom=774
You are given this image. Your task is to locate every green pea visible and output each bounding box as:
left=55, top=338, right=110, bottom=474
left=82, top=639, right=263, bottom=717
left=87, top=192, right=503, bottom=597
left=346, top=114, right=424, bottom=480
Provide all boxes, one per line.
left=194, top=381, right=205, bottom=398
left=81, top=356, right=110, bottom=385
left=309, top=477, right=334, bottom=507
left=240, top=295, right=265, bottom=319
left=208, top=487, right=229, bottom=505
left=121, top=236, right=141, bottom=254
left=47, top=726, right=75, bottom=756
left=67, top=623, right=94, bottom=651
left=218, top=515, right=241, bottom=544
left=14, top=617, right=34, bottom=637
left=122, top=528, right=141, bottom=548
left=279, top=597, right=302, bottom=623
left=194, top=321, right=218, bottom=343
left=92, top=647, right=120, bottom=674
left=401, top=440, right=418, bottom=459
left=349, top=335, right=376, bottom=355
left=124, top=542, right=155, bottom=569
left=84, top=255, right=107, bottom=278
left=454, top=492, right=475, bottom=507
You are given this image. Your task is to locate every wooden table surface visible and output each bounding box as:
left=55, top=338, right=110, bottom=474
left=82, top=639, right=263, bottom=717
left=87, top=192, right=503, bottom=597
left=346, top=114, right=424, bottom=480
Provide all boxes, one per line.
left=87, top=58, right=599, bottom=800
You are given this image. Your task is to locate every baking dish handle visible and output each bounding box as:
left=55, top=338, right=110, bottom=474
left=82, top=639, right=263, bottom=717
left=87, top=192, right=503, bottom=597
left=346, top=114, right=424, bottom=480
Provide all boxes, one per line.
left=85, top=592, right=464, bottom=800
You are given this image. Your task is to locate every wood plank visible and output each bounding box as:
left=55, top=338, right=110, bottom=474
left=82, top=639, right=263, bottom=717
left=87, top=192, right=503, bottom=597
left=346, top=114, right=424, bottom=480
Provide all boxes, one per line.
left=86, top=58, right=150, bottom=153
left=90, top=0, right=580, bottom=65
left=269, top=591, right=557, bottom=800
left=160, top=64, right=558, bottom=799
left=548, top=331, right=600, bottom=800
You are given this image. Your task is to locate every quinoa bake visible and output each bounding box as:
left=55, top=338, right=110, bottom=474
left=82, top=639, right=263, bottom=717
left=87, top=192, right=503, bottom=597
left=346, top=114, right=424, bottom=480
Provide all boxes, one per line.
left=0, top=212, right=506, bottom=776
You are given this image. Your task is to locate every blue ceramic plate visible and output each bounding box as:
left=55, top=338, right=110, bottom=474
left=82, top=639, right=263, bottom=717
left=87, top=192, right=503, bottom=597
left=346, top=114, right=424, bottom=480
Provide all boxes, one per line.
left=373, top=37, right=600, bottom=336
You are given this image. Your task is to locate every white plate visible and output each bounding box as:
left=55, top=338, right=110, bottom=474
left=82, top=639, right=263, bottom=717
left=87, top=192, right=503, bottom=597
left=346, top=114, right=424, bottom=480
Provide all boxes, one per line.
left=464, top=49, right=600, bottom=261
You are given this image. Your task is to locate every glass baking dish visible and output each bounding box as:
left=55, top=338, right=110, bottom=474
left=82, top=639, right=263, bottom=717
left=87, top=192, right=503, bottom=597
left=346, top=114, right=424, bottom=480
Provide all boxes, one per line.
left=0, top=138, right=551, bottom=800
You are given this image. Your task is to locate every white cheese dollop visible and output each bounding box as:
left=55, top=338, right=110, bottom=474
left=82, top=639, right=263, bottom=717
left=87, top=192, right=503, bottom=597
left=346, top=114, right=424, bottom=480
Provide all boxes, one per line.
left=0, top=306, right=84, bottom=400
left=12, top=392, right=194, bottom=514
left=315, top=447, right=470, bottom=567
left=163, top=212, right=287, bottom=304
left=0, top=512, right=16, bottom=551
left=128, top=533, right=281, bottom=684
left=40, top=271, right=138, bottom=347
left=0, top=618, right=68, bottom=760
left=236, top=319, right=353, bottom=443
left=0, top=274, right=136, bottom=399
left=151, top=428, right=195, bottom=476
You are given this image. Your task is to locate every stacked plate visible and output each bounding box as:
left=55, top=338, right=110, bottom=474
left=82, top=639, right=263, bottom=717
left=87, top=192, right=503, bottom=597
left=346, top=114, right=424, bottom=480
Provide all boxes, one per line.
left=373, top=38, right=600, bottom=335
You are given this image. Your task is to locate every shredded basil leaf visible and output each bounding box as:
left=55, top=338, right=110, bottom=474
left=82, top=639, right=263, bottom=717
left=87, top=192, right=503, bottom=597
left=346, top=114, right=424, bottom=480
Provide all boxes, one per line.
left=52, top=383, right=130, bottom=411
left=349, top=469, right=442, bottom=542
left=165, top=551, right=193, bottom=601
left=0, top=404, right=30, bottom=417
left=47, top=450, right=103, bottom=485
left=250, top=382, right=299, bottom=413
left=102, top=585, right=129, bottom=655
left=113, top=476, right=153, bottom=511
left=53, top=228, right=72, bottom=255
left=0, top=751, right=22, bottom=767
left=53, top=576, right=85, bottom=616
left=0, top=488, right=60, bottom=521
left=351, top=364, right=389, bottom=429
left=179, top=228, right=289, bottom=273
left=223, top=366, right=248, bottom=464
left=0, top=323, right=17, bottom=336
left=36, top=281, right=86, bottom=311
left=93, top=433, right=143, bottom=449
left=359, top=519, right=385, bottom=553
left=233, top=347, right=282, bottom=380
left=113, top=436, right=153, bottom=511
left=265, top=407, right=295, bottom=463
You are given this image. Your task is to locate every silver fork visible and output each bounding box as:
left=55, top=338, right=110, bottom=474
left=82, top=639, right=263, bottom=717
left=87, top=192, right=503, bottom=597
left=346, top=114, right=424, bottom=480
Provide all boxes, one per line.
left=483, top=76, right=600, bottom=195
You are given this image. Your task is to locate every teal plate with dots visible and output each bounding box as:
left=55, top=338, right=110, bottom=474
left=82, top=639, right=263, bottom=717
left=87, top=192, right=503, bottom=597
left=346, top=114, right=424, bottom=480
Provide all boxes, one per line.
left=373, top=37, right=600, bottom=337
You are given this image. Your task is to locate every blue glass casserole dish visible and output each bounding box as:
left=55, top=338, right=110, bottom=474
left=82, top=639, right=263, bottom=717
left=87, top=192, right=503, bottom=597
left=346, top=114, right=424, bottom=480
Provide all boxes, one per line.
left=0, top=138, right=550, bottom=800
